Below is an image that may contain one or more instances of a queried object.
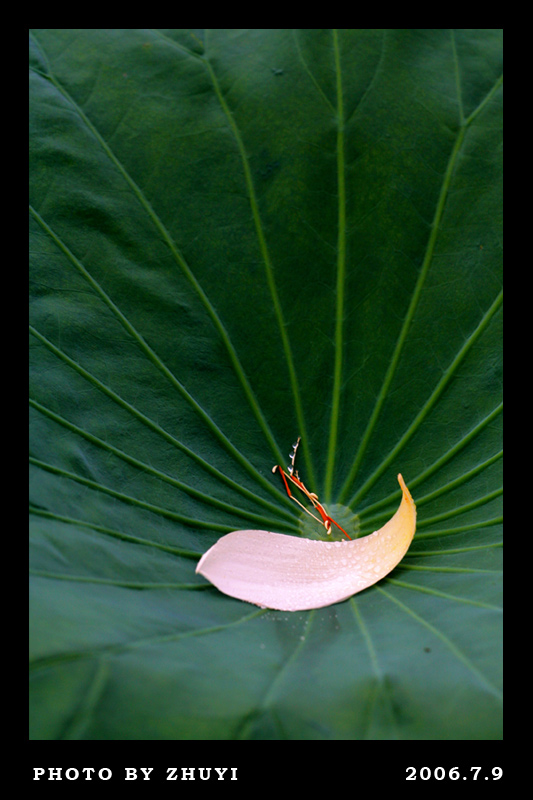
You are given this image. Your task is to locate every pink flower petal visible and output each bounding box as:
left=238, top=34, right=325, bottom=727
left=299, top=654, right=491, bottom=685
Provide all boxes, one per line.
left=196, top=474, right=416, bottom=611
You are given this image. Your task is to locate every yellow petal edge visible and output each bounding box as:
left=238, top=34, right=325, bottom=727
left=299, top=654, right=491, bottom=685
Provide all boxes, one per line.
left=196, top=474, right=416, bottom=611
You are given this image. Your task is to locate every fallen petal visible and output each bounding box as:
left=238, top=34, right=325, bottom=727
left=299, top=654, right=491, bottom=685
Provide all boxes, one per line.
left=196, top=474, right=416, bottom=611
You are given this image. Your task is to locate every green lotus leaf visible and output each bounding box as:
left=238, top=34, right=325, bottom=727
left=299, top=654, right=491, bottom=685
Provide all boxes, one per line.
left=30, top=29, right=502, bottom=740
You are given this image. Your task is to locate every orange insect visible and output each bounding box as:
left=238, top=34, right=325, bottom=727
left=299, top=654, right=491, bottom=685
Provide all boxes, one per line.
left=272, top=437, right=351, bottom=540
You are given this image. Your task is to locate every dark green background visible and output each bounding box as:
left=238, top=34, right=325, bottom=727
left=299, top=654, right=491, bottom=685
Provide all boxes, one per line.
left=30, top=29, right=502, bottom=740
